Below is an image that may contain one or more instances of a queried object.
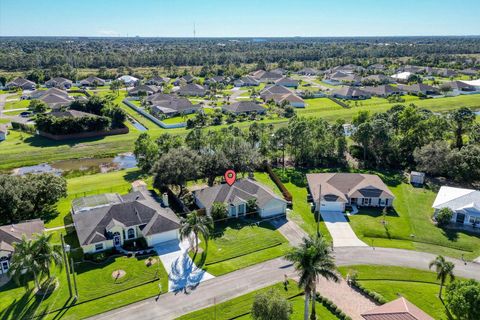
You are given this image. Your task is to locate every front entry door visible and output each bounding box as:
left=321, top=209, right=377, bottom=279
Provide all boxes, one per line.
left=1, top=261, right=9, bottom=274
left=456, top=213, right=466, bottom=224
left=114, top=235, right=121, bottom=246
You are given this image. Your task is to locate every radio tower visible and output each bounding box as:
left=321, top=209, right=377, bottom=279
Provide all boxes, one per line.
left=193, top=22, right=196, bottom=38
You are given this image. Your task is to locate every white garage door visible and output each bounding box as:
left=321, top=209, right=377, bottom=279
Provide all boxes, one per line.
left=146, top=230, right=179, bottom=247
left=260, top=200, right=286, bottom=218
left=321, top=201, right=344, bottom=212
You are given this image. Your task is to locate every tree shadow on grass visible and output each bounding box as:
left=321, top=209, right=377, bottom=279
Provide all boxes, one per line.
left=24, top=134, right=106, bottom=148
left=354, top=207, right=400, bottom=218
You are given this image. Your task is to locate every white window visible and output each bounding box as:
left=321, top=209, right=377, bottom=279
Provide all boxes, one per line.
left=127, top=228, right=135, bottom=239
left=95, top=243, right=104, bottom=251
left=469, top=216, right=480, bottom=224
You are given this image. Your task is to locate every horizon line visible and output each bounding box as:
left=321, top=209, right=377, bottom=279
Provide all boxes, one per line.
left=1, top=35, right=480, bottom=39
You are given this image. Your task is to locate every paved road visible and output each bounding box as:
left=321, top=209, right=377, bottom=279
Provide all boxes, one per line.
left=89, top=247, right=480, bottom=320
left=321, top=211, right=368, bottom=247
left=0, top=94, right=6, bottom=117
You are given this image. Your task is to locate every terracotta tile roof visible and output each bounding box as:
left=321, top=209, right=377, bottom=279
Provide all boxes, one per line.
left=361, top=298, right=434, bottom=320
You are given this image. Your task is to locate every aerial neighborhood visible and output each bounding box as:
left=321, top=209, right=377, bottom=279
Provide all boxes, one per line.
left=0, top=5, right=480, bottom=320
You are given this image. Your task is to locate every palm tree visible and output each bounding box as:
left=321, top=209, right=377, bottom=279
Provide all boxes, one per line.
left=8, top=236, right=43, bottom=290
left=179, top=211, right=213, bottom=256
left=285, top=235, right=338, bottom=320
left=34, top=233, right=64, bottom=278
left=429, top=255, right=455, bottom=298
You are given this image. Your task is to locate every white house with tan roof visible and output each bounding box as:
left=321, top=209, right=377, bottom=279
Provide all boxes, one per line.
left=432, top=186, right=480, bottom=226
left=306, top=173, right=395, bottom=212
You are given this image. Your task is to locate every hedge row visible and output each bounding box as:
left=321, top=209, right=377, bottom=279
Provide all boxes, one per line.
left=328, top=97, right=350, bottom=108
left=316, top=293, right=352, bottom=320
left=264, top=163, right=293, bottom=202
left=352, top=282, right=387, bottom=304
left=11, top=121, right=36, bottom=134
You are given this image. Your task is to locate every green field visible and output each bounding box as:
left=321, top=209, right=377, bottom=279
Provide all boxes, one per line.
left=191, top=219, right=290, bottom=276
left=3, top=98, right=29, bottom=110
left=177, top=281, right=339, bottom=320
left=348, top=180, right=480, bottom=260
left=338, top=265, right=459, bottom=320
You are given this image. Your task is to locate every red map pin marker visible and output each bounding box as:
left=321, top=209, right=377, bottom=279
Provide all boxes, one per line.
left=225, top=169, right=236, bottom=186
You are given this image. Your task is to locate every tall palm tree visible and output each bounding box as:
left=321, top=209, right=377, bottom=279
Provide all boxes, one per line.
left=179, top=211, right=213, bottom=256
left=285, top=235, right=338, bottom=320
left=8, top=236, right=43, bottom=290
left=34, top=233, right=64, bottom=278
left=429, top=255, right=455, bottom=298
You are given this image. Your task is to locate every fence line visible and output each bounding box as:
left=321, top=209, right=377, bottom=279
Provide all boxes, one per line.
left=123, top=98, right=187, bottom=129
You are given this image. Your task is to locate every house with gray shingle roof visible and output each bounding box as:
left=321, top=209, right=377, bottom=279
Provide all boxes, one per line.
left=177, top=83, right=207, bottom=97
left=0, top=219, right=44, bottom=275
left=362, top=85, right=403, bottom=97
left=128, top=84, right=161, bottom=96
left=80, top=76, right=106, bottom=87
left=331, top=87, right=371, bottom=100
left=72, top=187, right=180, bottom=254
left=222, top=101, right=266, bottom=115
left=5, top=77, right=36, bottom=91
left=274, top=77, right=299, bottom=88
left=45, top=77, right=73, bottom=89
left=306, top=173, right=395, bottom=212
left=194, top=179, right=287, bottom=219
left=397, top=83, right=439, bottom=96
left=432, top=186, right=480, bottom=226
left=234, top=76, right=260, bottom=87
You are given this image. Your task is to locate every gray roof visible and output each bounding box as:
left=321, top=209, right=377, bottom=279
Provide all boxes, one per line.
left=194, top=179, right=286, bottom=212
left=80, top=76, right=105, bottom=85
left=73, top=189, right=180, bottom=246
left=178, top=83, right=206, bottom=94
left=443, top=81, right=476, bottom=91
left=128, top=85, right=160, bottom=95
left=0, top=219, right=44, bottom=253
left=29, top=87, right=68, bottom=99
left=50, top=110, right=96, bottom=118
left=260, top=84, right=292, bottom=97
left=397, top=83, right=439, bottom=94
left=46, top=77, right=72, bottom=86
left=6, top=77, right=36, bottom=88
left=332, top=86, right=370, bottom=98
left=222, top=101, right=266, bottom=114
left=362, top=85, right=402, bottom=96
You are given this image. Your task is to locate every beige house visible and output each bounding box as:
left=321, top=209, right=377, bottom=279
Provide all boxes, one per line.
left=72, top=187, right=180, bottom=254
left=306, top=173, right=395, bottom=212
left=362, top=297, right=433, bottom=320
left=0, top=219, right=45, bottom=275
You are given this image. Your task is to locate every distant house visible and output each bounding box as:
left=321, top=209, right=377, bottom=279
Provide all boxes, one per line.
left=128, top=85, right=160, bottom=96
left=80, top=76, right=106, bottom=87
left=148, top=94, right=201, bottom=118
left=27, top=88, right=74, bottom=109
left=251, top=70, right=283, bottom=83
left=361, top=297, right=433, bottom=320
left=194, top=179, right=287, bottom=219
left=432, top=186, right=480, bottom=226
left=0, top=124, right=7, bottom=141
left=391, top=71, right=414, bottom=83
left=180, top=75, right=196, bottom=84
left=442, top=81, right=476, bottom=95
left=274, top=77, right=299, bottom=88
left=327, top=64, right=364, bottom=75
left=117, top=75, right=139, bottom=87
left=367, top=64, right=386, bottom=71
left=260, top=84, right=292, bottom=99
left=45, top=77, right=73, bottom=89
left=259, top=85, right=305, bottom=107
left=325, top=71, right=362, bottom=85
left=306, top=173, right=395, bottom=212
left=222, top=101, right=266, bottom=115
left=398, top=65, right=426, bottom=74
left=146, top=76, right=170, bottom=86
left=270, top=68, right=287, bottom=75
left=425, top=67, right=457, bottom=78
left=397, top=83, right=439, bottom=96
left=205, top=76, right=227, bottom=86
left=0, top=219, right=45, bottom=275
left=297, top=68, right=319, bottom=76
left=234, top=76, right=260, bottom=87
left=50, top=109, right=98, bottom=119
left=72, top=187, right=181, bottom=254
left=331, top=87, right=371, bottom=100
left=361, top=74, right=392, bottom=85
left=362, top=85, right=403, bottom=97
left=177, top=83, right=207, bottom=97
left=460, top=68, right=479, bottom=76
left=5, top=77, right=36, bottom=91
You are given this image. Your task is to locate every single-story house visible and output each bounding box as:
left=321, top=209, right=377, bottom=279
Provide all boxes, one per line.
left=367, top=64, right=386, bottom=71
left=361, top=297, right=433, bottom=320
left=410, top=171, right=425, bottom=185
left=306, top=173, right=395, bottom=212
left=325, top=71, right=362, bottom=85
left=362, top=85, right=403, bottom=97
left=26, top=88, right=74, bottom=109
left=260, top=84, right=293, bottom=99
left=72, top=187, right=181, bottom=254
left=425, top=67, right=457, bottom=78
left=194, top=179, right=287, bottom=219
left=460, top=68, right=479, bottom=76
left=391, top=71, right=414, bottom=83
left=397, top=83, right=439, bottom=96
left=432, top=186, right=480, bottom=226
left=331, top=87, right=371, bottom=100
left=205, top=76, right=228, bottom=86
left=297, top=68, right=319, bottom=76
left=361, top=74, right=392, bottom=85
left=5, top=77, right=36, bottom=91
left=177, top=83, right=207, bottom=97
left=45, top=77, right=73, bottom=89
left=397, top=65, right=426, bottom=74
left=180, top=75, right=196, bottom=84
left=117, top=75, right=139, bottom=87
left=326, top=64, right=364, bottom=75
left=146, top=76, right=170, bottom=86
left=442, top=81, right=476, bottom=95
left=251, top=70, right=284, bottom=83
left=460, top=79, right=480, bottom=91
left=274, top=77, right=299, bottom=88
left=222, top=101, right=266, bottom=114
left=80, top=76, right=106, bottom=87
left=233, top=76, right=260, bottom=87
left=0, top=219, right=45, bottom=275
left=151, top=97, right=201, bottom=118
left=128, top=85, right=160, bottom=96
left=270, top=68, right=287, bottom=75
left=0, top=125, right=7, bottom=141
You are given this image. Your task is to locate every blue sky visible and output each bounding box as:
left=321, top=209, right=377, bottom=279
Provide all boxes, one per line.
left=1, top=0, right=479, bottom=37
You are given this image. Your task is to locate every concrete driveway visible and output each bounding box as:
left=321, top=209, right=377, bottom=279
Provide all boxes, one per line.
left=320, top=211, right=368, bottom=247
left=155, top=239, right=214, bottom=293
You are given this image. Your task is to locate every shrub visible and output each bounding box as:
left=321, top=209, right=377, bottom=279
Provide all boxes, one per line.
left=211, top=202, right=228, bottom=220
left=436, top=207, right=454, bottom=227
left=122, top=237, right=149, bottom=251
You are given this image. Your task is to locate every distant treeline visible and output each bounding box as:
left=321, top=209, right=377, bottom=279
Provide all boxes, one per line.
left=0, top=36, right=479, bottom=71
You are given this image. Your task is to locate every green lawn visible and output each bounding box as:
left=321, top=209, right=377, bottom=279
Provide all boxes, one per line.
left=338, top=265, right=458, bottom=320
left=349, top=182, right=480, bottom=260
left=254, top=171, right=332, bottom=242
left=3, top=99, right=29, bottom=110
left=162, top=114, right=195, bottom=124
left=47, top=168, right=150, bottom=228
left=191, top=219, right=290, bottom=276
left=177, top=281, right=339, bottom=320
left=0, top=245, right=168, bottom=320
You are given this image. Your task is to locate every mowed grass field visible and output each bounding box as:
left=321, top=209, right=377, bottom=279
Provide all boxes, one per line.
left=337, top=265, right=460, bottom=320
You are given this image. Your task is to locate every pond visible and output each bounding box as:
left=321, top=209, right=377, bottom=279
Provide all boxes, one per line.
left=12, top=153, right=138, bottom=176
